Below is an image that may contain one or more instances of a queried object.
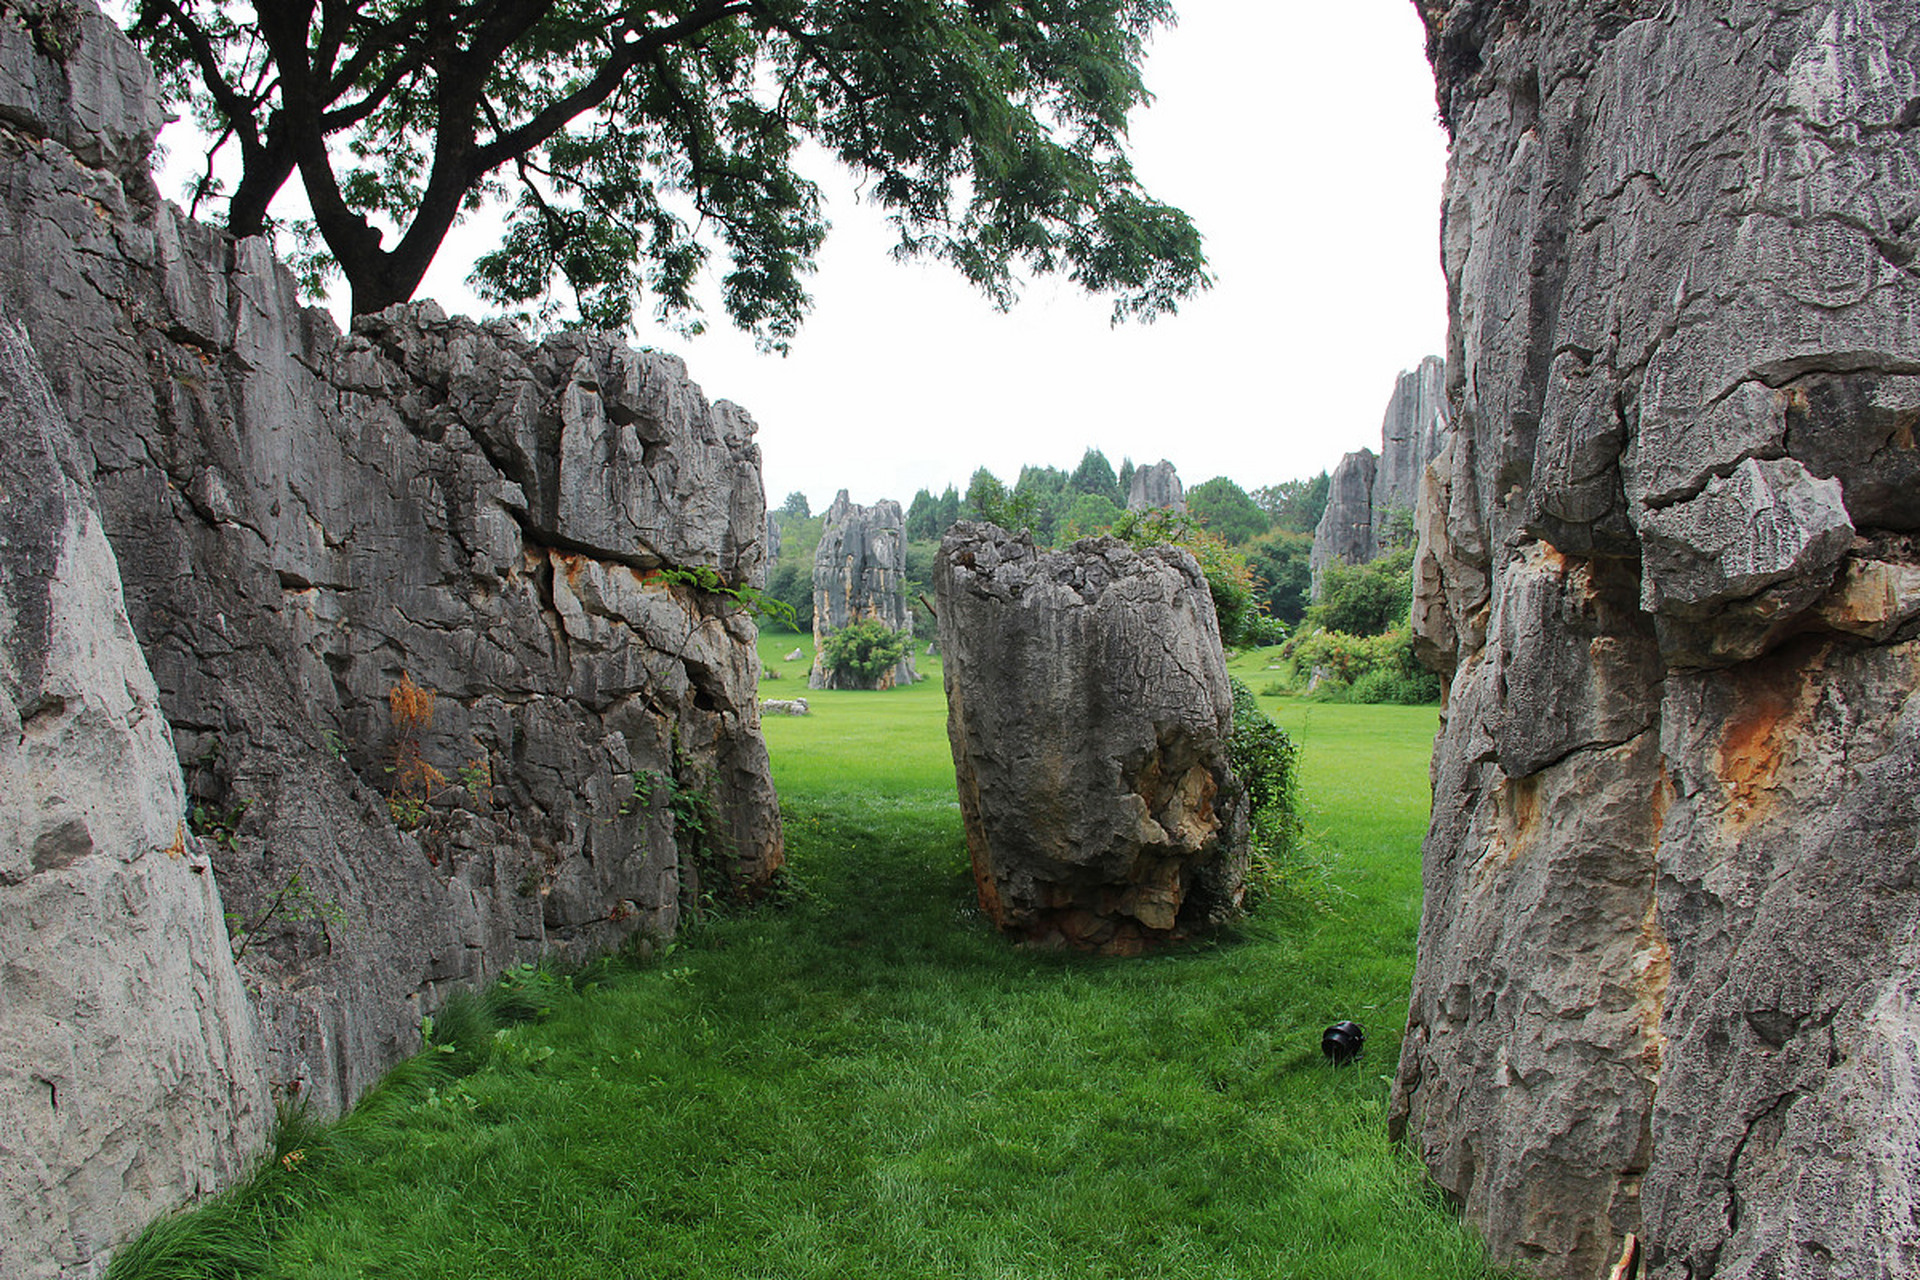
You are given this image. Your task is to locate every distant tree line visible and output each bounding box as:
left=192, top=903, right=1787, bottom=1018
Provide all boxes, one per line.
left=767, top=452, right=1436, bottom=704
left=763, top=449, right=1336, bottom=647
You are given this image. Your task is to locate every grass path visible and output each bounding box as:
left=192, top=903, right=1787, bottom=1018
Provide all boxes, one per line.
left=118, top=638, right=1493, bottom=1280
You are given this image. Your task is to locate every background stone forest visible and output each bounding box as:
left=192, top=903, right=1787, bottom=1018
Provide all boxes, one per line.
left=763, top=350, right=1446, bottom=662
left=4, top=4, right=1919, bottom=1280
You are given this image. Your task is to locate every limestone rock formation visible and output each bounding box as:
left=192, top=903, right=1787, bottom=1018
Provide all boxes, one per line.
left=0, top=0, right=779, bottom=1170
left=0, top=314, right=270, bottom=1280
left=1309, top=448, right=1378, bottom=593
left=1126, top=458, right=1186, bottom=512
left=1310, top=358, right=1447, bottom=595
left=935, top=523, right=1248, bottom=954
left=1392, top=5, right=1920, bottom=1278
left=809, top=490, right=917, bottom=689
left=1373, top=355, right=1448, bottom=536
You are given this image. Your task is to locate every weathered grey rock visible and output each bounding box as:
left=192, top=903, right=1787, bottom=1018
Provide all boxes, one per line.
left=0, top=0, right=780, bottom=1151
left=1638, top=456, right=1854, bottom=666
left=0, top=314, right=270, bottom=1280
left=809, top=490, right=916, bottom=689
left=1310, top=359, right=1448, bottom=597
left=1373, top=355, right=1449, bottom=535
left=0, top=0, right=161, bottom=182
left=760, top=698, right=809, bottom=716
left=935, top=523, right=1248, bottom=954
left=1309, top=448, right=1377, bottom=594
left=1126, top=458, right=1186, bottom=512
left=1394, top=4, right=1920, bottom=1278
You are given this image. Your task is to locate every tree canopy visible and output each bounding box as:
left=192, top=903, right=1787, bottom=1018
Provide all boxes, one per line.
left=1186, top=476, right=1269, bottom=545
left=1252, top=473, right=1330, bottom=535
left=129, top=0, right=1209, bottom=345
left=1068, top=447, right=1121, bottom=504
left=1309, top=545, right=1415, bottom=637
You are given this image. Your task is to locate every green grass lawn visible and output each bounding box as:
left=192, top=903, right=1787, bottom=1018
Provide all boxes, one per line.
left=115, top=635, right=1493, bottom=1280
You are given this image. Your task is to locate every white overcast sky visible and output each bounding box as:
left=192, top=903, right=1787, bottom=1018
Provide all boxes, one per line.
left=140, top=0, right=1450, bottom=512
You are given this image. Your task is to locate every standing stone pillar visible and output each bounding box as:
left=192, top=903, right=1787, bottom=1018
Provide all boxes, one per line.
left=1125, top=459, right=1186, bottom=512
left=809, top=490, right=917, bottom=689
left=935, top=523, right=1248, bottom=954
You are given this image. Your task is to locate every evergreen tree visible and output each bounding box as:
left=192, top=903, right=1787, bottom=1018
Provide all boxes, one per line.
left=964, top=468, right=1009, bottom=523
left=1069, top=448, right=1122, bottom=504
left=1246, top=531, right=1313, bottom=626
left=1062, top=492, right=1122, bottom=540
left=905, top=489, right=941, bottom=541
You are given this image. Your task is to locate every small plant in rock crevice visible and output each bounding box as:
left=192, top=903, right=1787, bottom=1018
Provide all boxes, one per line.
left=226, top=872, right=344, bottom=962
left=188, top=797, right=251, bottom=851
left=384, top=673, right=495, bottom=835
left=621, top=765, right=745, bottom=919
left=652, top=564, right=798, bottom=630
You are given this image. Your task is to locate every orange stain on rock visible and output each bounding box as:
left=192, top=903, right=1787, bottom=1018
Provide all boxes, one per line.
left=1717, top=688, right=1793, bottom=825
left=1494, top=773, right=1543, bottom=864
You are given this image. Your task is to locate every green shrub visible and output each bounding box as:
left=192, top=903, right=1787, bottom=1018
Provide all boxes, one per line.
left=1278, top=625, right=1440, bottom=705
left=820, top=619, right=911, bottom=687
left=1309, top=545, right=1415, bottom=637
left=1226, top=679, right=1304, bottom=910
left=1238, top=611, right=1290, bottom=648
left=1346, top=665, right=1443, bottom=706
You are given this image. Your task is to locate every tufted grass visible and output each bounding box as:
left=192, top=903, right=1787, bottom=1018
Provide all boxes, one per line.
left=111, top=636, right=1500, bottom=1280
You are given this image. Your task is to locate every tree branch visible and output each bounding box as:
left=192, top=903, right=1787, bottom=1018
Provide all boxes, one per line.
left=469, top=0, right=752, bottom=177
left=137, top=0, right=263, bottom=156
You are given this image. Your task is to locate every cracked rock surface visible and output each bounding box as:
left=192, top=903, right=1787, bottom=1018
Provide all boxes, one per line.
left=1395, top=3, right=1920, bottom=1278
left=934, top=523, right=1248, bottom=954
left=0, top=6, right=781, bottom=1266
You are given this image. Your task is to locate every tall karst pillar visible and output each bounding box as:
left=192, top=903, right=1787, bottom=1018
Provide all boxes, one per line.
left=809, top=491, right=918, bottom=690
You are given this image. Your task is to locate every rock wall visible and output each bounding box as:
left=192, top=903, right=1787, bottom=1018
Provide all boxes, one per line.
left=935, top=523, right=1248, bottom=954
left=1126, top=458, right=1186, bottom=512
left=1393, top=3, right=1920, bottom=1278
left=0, top=5, right=781, bottom=1260
left=0, top=312, right=271, bottom=1280
left=809, top=490, right=916, bottom=689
